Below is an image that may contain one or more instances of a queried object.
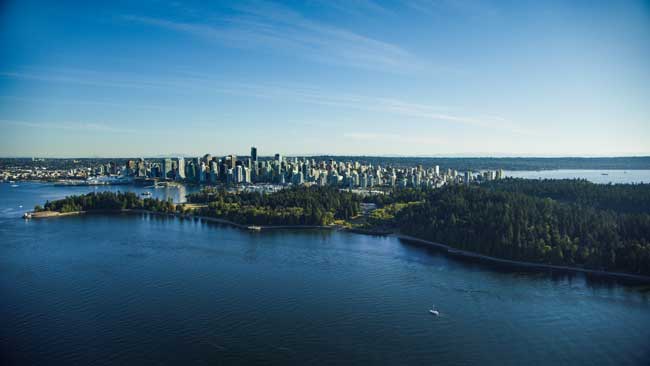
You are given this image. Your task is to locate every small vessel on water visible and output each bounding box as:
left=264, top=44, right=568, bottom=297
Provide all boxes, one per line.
left=23, top=212, right=32, bottom=219
left=141, top=191, right=152, bottom=197
left=429, top=305, right=439, bottom=316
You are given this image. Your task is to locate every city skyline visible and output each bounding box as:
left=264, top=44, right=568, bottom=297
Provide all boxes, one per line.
left=1, top=0, right=649, bottom=157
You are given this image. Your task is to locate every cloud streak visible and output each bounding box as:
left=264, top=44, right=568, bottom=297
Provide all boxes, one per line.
left=0, top=67, right=536, bottom=136
left=121, top=1, right=424, bottom=73
left=342, top=132, right=448, bottom=146
left=1, top=119, right=139, bottom=134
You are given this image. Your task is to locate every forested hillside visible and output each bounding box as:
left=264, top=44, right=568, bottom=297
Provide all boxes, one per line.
left=394, top=185, right=650, bottom=275
left=188, top=186, right=361, bottom=225
left=484, top=178, right=650, bottom=214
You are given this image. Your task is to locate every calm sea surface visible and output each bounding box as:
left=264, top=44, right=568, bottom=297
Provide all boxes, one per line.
left=1, top=181, right=649, bottom=365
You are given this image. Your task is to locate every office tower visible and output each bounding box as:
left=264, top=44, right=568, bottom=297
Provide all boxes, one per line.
left=244, top=167, right=251, bottom=183
left=235, top=165, right=243, bottom=183
left=274, top=153, right=282, bottom=162
left=210, top=161, right=218, bottom=184
left=137, top=159, right=146, bottom=177
left=228, top=155, right=237, bottom=169
left=177, top=157, right=186, bottom=179
left=162, top=158, right=173, bottom=180
left=251, top=146, right=258, bottom=162
left=199, top=161, right=206, bottom=183
left=185, top=160, right=195, bottom=180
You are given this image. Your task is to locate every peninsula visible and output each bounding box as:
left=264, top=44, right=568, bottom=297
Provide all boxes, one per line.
left=29, top=179, right=650, bottom=279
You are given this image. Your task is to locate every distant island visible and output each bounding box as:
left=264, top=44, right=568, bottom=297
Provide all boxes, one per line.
left=29, top=178, right=650, bottom=278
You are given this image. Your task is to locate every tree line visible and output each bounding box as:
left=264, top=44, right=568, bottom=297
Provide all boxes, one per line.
left=37, top=191, right=177, bottom=213
left=37, top=180, right=650, bottom=275
left=391, top=184, right=650, bottom=275
left=484, top=178, right=650, bottom=214
left=188, top=186, right=361, bottom=225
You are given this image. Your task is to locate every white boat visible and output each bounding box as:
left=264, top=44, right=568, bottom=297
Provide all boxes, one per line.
left=141, top=191, right=152, bottom=197
left=429, top=305, right=439, bottom=316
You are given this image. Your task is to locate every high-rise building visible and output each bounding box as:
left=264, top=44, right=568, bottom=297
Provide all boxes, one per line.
left=162, top=158, right=173, bottom=180
left=274, top=153, right=282, bottom=162
left=251, top=146, right=258, bottom=162
left=210, top=161, right=218, bottom=184
left=195, top=158, right=201, bottom=182
left=235, top=165, right=243, bottom=183
left=228, top=155, right=237, bottom=169
left=198, top=160, right=206, bottom=183
left=177, top=157, right=186, bottom=179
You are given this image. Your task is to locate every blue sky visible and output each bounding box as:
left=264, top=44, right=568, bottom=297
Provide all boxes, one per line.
left=1, top=0, right=649, bottom=157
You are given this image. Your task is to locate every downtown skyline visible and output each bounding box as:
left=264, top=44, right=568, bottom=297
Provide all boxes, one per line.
left=1, top=0, right=649, bottom=157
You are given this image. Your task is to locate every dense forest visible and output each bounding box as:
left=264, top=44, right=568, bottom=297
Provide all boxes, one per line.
left=390, top=185, right=650, bottom=275
left=484, top=178, right=650, bottom=214
left=36, top=180, right=650, bottom=275
left=38, top=191, right=176, bottom=213
left=188, top=186, right=361, bottom=225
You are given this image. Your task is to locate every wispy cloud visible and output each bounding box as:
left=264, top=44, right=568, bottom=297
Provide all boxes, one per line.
left=315, top=0, right=392, bottom=16
left=121, top=1, right=424, bottom=73
left=405, top=0, right=499, bottom=18
left=1, top=119, right=139, bottom=134
left=1, top=67, right=536, bottom=136
left=342, top=132, right=447, bottom=146
left=0, top=95, right=175, bottom=112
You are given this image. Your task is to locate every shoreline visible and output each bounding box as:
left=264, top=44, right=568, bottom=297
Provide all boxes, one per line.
left=394, top=234, right=650, bottom=283
left=25, top=209, right=650, bottom=283
left=27, top=209, right=335, bottom=232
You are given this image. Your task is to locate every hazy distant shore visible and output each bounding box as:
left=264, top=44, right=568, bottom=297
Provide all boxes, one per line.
left=25, top=208, right=650, bottom=283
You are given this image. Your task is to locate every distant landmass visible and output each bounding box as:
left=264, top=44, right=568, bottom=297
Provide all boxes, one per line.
left=2, top=156, right=649, bottom=171
left=308, top=156, right=650, bottom=171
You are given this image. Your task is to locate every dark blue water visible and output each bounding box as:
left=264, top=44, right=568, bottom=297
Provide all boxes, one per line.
left=1, top=183, right=649, bottom=365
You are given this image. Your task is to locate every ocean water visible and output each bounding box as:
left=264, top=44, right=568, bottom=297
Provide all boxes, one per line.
left=1, top=182, right=649, bottom=365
